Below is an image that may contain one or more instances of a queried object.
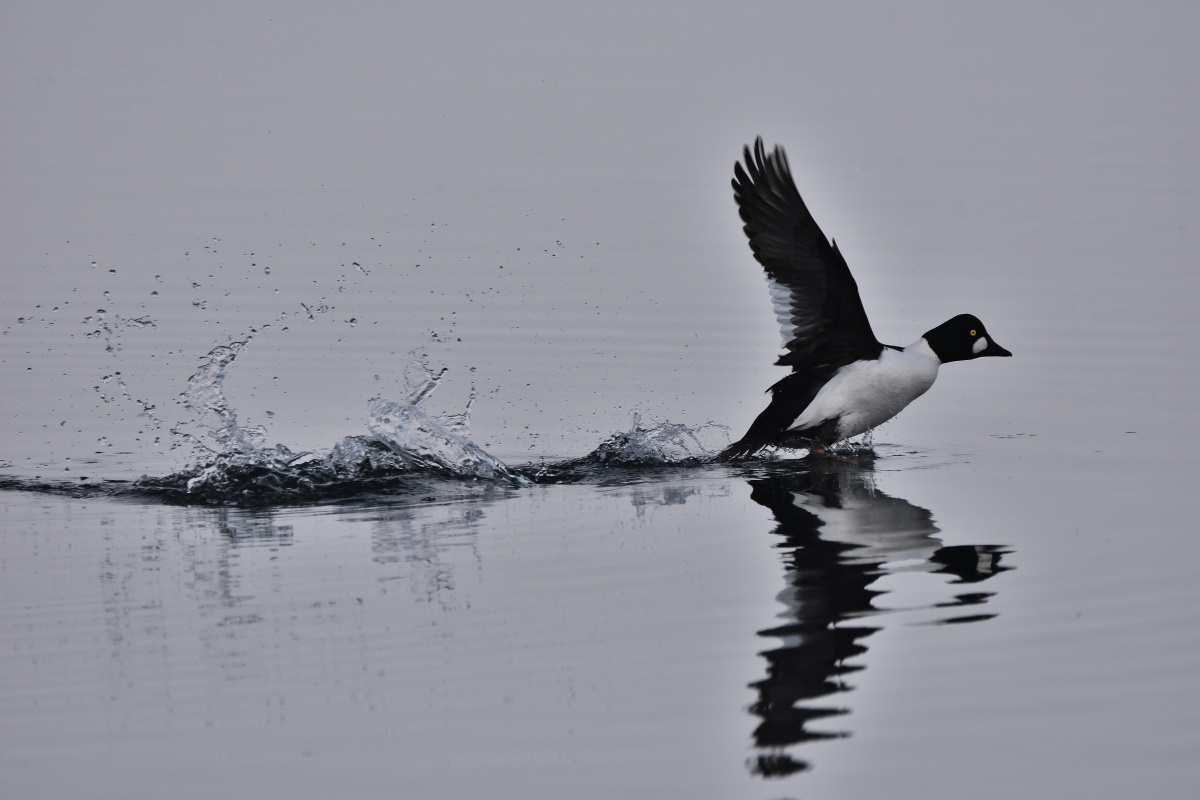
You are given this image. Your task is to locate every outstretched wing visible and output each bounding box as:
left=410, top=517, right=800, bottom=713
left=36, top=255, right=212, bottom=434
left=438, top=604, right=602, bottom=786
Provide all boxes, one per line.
left=734, top=138, right=883, bottom=371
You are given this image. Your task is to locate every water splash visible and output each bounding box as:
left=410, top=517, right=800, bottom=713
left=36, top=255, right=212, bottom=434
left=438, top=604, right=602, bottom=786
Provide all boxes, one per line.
left=367, top=352, right=524, bottom=482
left=139, top=345, right=526, bottom=503
left=177, top=443, right=350, bottom=502
left=752, top=429, right=876, bottom=460
left=588, top=415, right=730, bottom=465
left=2, top=327, right=862, bottom=506
left=177, top=338, right=267, bottom=454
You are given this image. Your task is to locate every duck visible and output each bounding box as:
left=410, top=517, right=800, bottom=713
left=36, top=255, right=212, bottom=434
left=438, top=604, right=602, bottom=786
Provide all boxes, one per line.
left=719, top=138, right=1011, bottom=460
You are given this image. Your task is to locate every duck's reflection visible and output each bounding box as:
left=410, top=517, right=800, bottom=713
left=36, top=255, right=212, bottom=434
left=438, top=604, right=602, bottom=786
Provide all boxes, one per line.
left=746, top=461, right=1011, bottom=777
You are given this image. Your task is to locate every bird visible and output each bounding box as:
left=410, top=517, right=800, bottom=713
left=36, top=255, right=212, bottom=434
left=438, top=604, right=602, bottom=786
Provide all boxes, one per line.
left=719, top=138, right=1011, bottom=460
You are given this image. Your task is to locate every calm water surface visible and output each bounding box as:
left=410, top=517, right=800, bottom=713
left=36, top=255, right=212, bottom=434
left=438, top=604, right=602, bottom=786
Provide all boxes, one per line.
left=2, top=3, right=1196, bottom=798
left=2, top=440, right=1195, bottom=799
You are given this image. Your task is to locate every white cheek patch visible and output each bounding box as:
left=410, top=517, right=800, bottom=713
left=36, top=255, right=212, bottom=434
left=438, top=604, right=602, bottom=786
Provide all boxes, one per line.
left=972, top=336, right=988, bottom=355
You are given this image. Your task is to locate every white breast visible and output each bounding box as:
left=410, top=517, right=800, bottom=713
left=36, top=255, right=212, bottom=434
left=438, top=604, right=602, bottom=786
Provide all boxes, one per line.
left=788, top=339, right=941, bottom=440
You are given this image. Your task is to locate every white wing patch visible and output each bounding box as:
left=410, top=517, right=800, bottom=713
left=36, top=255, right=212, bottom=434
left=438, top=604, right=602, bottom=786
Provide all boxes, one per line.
left=766, top=277, right=797, bottom=349
left=972, top=336, right=988, bottom=355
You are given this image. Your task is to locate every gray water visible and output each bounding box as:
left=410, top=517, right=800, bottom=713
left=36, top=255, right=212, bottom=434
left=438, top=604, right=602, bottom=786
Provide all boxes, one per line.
left=2, top=2, right=1197, bottom=798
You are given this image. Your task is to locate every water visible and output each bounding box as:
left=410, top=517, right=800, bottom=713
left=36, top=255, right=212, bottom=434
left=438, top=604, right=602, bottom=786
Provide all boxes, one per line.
left=2, top=2, right=1197, bottom=798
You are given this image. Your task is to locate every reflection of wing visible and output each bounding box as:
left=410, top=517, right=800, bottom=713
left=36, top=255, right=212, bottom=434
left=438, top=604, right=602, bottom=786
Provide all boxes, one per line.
left=734, top=138, right=884, bottom=370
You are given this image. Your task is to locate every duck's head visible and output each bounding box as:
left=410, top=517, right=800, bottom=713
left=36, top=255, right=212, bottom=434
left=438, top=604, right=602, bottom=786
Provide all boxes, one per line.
left=923, top=314, right=1012, bottom=363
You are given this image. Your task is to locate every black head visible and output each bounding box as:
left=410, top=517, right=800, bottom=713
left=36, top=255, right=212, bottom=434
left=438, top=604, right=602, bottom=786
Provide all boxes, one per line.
left=923, top=314, right=1012, bottom=363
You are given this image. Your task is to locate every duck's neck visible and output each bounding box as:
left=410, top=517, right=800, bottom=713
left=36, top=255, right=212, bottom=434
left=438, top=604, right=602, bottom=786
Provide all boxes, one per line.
left=905, top=337, right=942, bottom=364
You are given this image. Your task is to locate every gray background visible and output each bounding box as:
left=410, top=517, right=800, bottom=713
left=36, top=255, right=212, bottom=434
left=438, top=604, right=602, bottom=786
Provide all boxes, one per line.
left=3, top=1, right=1194, bottom=476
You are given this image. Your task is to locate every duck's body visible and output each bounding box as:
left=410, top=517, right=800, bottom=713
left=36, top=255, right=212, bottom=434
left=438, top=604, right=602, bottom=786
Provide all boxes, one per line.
left=789, top=340, right=940, bottom=441
left=720, top=140, right=1010, bottom=460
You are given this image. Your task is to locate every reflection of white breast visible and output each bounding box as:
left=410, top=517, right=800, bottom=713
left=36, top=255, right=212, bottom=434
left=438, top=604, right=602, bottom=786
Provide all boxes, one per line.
left=789, top=339, right=941, bottom=439
left=788, top=488, right=941, bottom=566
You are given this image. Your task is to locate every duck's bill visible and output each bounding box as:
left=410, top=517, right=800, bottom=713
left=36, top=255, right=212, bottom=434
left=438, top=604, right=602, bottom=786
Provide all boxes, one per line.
left=981, top=340, right=1012, bottom=357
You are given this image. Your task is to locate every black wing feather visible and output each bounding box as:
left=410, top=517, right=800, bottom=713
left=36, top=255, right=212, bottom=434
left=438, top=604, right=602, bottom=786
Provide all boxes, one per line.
left=734, top=138, right=882, bottom=369
left=720, top=139, right=884, bottom=459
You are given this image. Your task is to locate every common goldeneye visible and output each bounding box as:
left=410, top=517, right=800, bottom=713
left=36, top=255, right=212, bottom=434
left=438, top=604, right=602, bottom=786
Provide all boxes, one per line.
left=720, top=139, right=1011, bottom=460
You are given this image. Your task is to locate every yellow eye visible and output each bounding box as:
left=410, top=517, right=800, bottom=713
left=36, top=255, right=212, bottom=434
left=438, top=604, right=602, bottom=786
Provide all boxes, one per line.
left=969, top=329, right=977, bottom=336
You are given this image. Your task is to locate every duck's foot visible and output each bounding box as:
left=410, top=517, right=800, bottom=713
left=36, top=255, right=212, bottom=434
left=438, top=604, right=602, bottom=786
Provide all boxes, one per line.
left=809, top=445, right=857, bottom=463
